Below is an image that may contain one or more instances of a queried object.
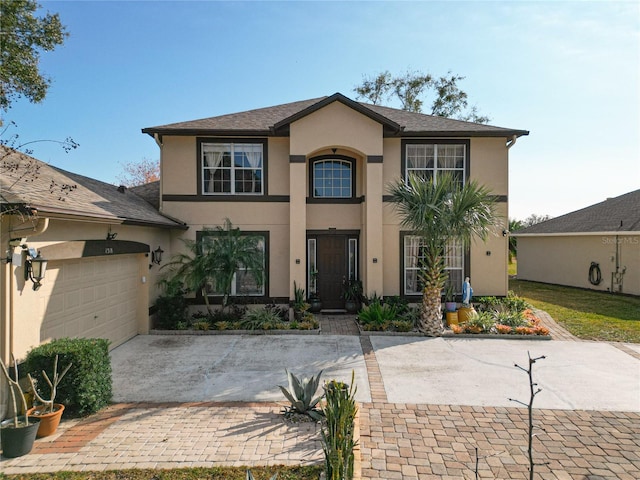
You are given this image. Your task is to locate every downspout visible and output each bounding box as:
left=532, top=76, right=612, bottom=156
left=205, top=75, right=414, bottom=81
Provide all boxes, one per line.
left=506, top=135, right=517, bottom=150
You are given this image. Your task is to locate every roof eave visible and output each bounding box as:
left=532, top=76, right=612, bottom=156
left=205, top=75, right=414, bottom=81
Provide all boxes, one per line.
left=513, top=231, right=640, bottom=237
left=392, top=129, right=530, bottom=138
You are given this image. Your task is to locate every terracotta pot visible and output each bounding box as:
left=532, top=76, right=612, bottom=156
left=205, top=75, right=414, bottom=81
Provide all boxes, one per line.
left=27, top=403, right=64, bottom=438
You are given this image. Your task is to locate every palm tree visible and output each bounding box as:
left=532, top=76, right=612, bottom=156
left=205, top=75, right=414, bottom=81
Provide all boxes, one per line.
left=388, top=173, right=500, bottom=335
left=162, top=219, right=264, bottom=315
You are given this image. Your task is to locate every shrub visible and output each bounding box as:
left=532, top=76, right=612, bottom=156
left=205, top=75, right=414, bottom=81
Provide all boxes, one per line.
left=391, top=319, right=414, bottom=332
left=493, top=310, right=528, bottom=328
left=381, top=295, right=409, bottom=315
left=464, top=311, right=495, bottom=333
left=503, top=291, right=530, bottom=313
left=358, top=298, right=398, bottom=330
left=192, top=320, right=210, bottom=331
left=265, top=303, right=289, bottom=321
left=24, top=338, right=112, bottom=417
left=241, top=307, right=282, bottom=330
left=154, top=294, right=187, bottom=329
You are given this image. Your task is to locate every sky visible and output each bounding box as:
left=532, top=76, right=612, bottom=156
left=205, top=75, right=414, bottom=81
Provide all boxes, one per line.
left=3, top=0, right=639, bottom=220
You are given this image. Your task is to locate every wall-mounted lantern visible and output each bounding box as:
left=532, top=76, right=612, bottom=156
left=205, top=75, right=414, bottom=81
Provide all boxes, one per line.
left=151, top=246, right=164, bottom=265
left=25, top=251, right=48, bottom=291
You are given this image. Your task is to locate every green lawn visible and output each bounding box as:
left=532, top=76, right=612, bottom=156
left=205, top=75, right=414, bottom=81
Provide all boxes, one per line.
left=509, top=279, right=640, bottom=343
left=3, top=466, right=322, bottom=480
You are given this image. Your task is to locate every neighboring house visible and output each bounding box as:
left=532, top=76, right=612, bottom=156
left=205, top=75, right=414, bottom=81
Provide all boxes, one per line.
left=0, top=147, right=186, bottom=362
left=142, top=93, right=528, bottom=310
left=514, top=189, right=640, bottom=296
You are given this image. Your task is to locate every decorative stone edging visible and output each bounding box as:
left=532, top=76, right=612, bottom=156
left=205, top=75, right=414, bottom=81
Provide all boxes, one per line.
left=442, top=332, right=552, bottom=340
left=150, top=328, right=321, bottom=335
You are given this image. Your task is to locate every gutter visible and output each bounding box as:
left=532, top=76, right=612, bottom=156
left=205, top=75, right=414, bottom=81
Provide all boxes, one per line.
left=506, top=135, right=517, bottom=149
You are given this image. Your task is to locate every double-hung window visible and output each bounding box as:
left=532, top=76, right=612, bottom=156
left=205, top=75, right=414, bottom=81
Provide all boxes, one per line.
left=405, top=142, right=466, bottom=185
left=202, top=142, right=263, bottom=195
left=403, top=235, right=464, bottom=296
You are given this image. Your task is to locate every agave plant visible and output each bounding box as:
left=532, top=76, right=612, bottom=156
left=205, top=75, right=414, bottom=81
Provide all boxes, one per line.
left=278, top=369, right=324, bottom=421
left=246, top=469, right=278, bottom=480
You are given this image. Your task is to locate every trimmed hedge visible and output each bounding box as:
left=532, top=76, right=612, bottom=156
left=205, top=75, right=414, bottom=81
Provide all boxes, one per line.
left=24, top=338, right=112, bottom=417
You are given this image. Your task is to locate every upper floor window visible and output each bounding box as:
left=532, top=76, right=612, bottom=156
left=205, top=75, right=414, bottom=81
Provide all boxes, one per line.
left=311, top=156, right=354, bottom=198
left=405, top=142, right=467, bottom=185
left=202, top=142, right=263, bottom=195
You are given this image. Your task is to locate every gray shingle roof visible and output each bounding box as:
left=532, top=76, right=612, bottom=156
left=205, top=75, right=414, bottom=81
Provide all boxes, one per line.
left=142, top=93, right=528, bottom=138
left=1, top=147, right=185, bottom=229
left=515, top=189, right=640, bottom=235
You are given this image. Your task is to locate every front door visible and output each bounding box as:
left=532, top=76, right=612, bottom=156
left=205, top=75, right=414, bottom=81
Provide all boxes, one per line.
left=316, top=235, right=347, bottom=309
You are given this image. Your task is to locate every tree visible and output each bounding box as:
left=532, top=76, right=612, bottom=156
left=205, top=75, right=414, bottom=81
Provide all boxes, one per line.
left=508, top=218, right=524, bottom=261
left=0, top=0, right=68, bottom=112
left=388, top=173, right=500, bottom=335
left=354, top=69, right=489, bottom=123
left=162, top=219, right=265, bottom=315
left=522, top=213, right=552, bottom=227
left=116, top=158, right=160, bottom=187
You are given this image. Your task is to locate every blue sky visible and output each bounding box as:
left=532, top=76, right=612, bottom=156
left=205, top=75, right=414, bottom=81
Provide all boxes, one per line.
left=4, top=0, right=639, bottom=220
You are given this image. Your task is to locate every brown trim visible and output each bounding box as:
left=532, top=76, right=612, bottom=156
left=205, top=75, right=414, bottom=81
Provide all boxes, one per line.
left=309, top=154, right=357, bottom=200
left=367, top=155, right=383, bottom=163
left=163, top=194, right=289, bottom=203
left=186, top=296, right=289, bottom=306
left=307, top=197, right=364, bottom=205
left=121, top=219, right=188, bottom=230
left=307, top=229, right=360, bottom=236
left=390, top=130, right=529, bottom=138
left=196, top=137, right=268, bottom=197
left=39, top=240, right=149, bottom=261
left=289, top=155, right=306, bottom=163
left=195, top=229, right=270, bottom=302
left=272, top=93, right=401, bottom=134
left=384, top=194, right=506, bottom=203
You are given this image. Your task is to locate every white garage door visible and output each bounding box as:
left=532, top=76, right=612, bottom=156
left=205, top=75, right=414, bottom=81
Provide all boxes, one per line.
left=40, top=254, right=141, bottom=349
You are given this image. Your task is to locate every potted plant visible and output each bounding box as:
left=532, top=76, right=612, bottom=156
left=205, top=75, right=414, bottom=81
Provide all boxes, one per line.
left=26, top=354, right=72, bottom=438
left=342, top=278, right=363, bottom=313
left=308, top=267, right=322, bottom=313
left=443, top=283, right=458, bottom=326
left=292, top=281, right=311, bottom=320
left=0, top=355, right=41, bottom=458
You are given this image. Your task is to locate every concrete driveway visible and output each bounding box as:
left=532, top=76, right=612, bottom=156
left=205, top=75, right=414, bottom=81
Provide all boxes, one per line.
left=111, top=334, right=640, bottom=411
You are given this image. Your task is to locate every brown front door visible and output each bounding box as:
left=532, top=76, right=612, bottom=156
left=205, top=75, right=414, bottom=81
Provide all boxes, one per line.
left=317, top=235, right=347, bottom=309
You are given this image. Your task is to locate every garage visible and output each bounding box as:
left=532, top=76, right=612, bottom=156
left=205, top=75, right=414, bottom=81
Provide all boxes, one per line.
left=39, top=254, right=142, bottom=349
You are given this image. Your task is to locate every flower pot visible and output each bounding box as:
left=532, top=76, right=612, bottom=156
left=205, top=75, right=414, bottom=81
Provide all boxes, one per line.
left=457, top=306, right=476, bottom=323
left=27, top=403, right=64, bottom=438
left=1, top=417, right=40, bottom=458
left=309, top=298, right=322, bottom=313
left=345, top=300, right=360, bottom=314
left=444, top=302, right=457, bottom=312
left=445, top=311, right=458, bottom=326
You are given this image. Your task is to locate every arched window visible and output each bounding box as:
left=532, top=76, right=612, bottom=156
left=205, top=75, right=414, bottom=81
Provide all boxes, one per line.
left=312, top=158, right=353, bottom=198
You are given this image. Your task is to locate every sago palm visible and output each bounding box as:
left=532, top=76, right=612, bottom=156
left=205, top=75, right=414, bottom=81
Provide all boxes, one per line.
left=162, top=219, right=264, bottom=315
left=388, top=173, right=500, bottom=335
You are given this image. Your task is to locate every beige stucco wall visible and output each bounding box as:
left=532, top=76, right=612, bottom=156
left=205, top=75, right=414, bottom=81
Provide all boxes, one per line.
left=290, top=102, right=383, bottom=156
left=517, top=235, right=640, bottom=295
left=157, top=103, right=515, bottom=303
left=162, top=136, right=197, bottom=195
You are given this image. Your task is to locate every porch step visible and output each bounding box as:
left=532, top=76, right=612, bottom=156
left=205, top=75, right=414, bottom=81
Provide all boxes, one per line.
left=320, top=309, right=348, bottom=314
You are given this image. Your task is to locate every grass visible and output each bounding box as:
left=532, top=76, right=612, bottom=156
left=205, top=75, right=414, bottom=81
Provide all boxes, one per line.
left=3, top=466, right=323, bottom=480
left=509, top=279, right=640, bottom=343
left=508, top=258, right=517, bottom=276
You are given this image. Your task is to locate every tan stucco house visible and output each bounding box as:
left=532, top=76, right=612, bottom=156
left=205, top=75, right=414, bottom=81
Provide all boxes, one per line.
left=1, top=147, right=186, bottom=362
left=142, top=93, right=528, bottom=311
left=515, top=189, right=640, bottom=296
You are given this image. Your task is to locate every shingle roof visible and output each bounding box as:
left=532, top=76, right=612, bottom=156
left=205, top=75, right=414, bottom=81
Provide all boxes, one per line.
left=130, top=181, right=160, bottom=210
left=142, top=93, right=528, bottom=138
left=0, top=147, right=185, bottom=229
left=514, top=189, right=640, bottom=235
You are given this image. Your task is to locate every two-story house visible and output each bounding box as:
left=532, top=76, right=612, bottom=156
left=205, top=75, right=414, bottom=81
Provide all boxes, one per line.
left=143, top=93, right=528, bottom=310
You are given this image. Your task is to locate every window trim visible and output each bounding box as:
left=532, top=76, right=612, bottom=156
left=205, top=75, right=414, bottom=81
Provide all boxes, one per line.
left=197, top=138, right=268, bottom=196
left=308, top=154, right=356, bottom=201
left=400, top=139, right=470, bottom=185
left=195, top=229, right=269, bottom=299
left=399, top=232, right=469, bottom=298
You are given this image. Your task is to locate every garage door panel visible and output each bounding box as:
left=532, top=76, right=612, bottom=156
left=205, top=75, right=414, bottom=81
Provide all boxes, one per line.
left=41, top=255, right=141, bottom=349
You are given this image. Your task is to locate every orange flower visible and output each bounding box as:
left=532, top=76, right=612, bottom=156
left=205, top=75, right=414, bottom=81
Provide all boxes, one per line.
left=533, top=326, right=549, bottom=336
left=451, top=325, right=463, bottom=334
left=496, top=324, right=512, bottom=334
